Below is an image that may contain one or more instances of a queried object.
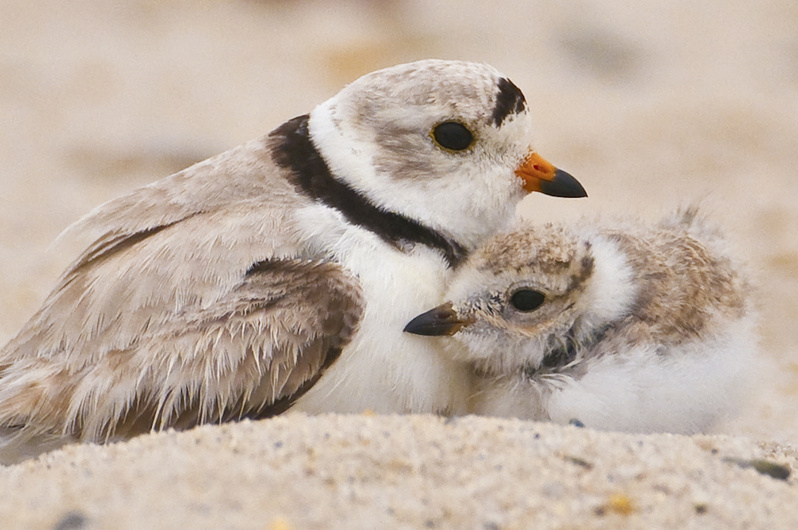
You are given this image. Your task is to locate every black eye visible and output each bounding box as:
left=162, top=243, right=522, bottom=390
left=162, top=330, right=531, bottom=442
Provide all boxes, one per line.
left=509, top=289, right=545, bottom=312
left=432, top=122, right=474, bottom=151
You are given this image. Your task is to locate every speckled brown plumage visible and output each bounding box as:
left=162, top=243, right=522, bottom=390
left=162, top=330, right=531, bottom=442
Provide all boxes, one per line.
left=407, top=207, right=757, bottom=434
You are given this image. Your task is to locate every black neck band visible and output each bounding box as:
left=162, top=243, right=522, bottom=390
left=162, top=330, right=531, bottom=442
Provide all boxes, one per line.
left=269, top=114, right=466, bottom=267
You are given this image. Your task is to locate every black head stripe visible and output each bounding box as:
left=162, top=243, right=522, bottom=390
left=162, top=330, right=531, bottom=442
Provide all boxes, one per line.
left=269, top=114, right=467, bottom=267
left=492, top=78, right=527, bottom=127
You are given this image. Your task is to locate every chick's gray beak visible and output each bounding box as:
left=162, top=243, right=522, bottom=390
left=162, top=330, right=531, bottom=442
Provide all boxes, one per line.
left=404, top=302, right=472, bottom=336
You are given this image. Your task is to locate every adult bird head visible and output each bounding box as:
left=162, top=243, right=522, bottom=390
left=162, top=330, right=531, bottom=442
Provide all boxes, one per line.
left=305, top=60, right=587, bottom=253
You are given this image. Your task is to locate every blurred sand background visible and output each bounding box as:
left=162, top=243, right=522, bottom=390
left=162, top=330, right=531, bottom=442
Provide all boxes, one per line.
left=1, top=1, right=797, bottom=527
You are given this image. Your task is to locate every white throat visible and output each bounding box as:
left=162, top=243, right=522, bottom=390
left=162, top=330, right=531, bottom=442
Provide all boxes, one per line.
left=308, top=99, right=527, bottom=251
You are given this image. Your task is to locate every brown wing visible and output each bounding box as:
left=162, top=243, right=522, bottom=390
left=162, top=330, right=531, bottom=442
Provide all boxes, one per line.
left=0, top=257, right=363, bottom=443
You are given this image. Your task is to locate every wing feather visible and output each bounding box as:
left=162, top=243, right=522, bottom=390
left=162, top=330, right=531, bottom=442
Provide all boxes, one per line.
left=0, top=136, right=363, bottom=458
left=0, top=257, right=362, bottom=445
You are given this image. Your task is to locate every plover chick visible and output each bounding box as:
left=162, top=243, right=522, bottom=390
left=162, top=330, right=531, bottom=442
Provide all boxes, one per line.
left=405, top=207, right=756, bottom=434
left=0, top=60, right=586, bottom=463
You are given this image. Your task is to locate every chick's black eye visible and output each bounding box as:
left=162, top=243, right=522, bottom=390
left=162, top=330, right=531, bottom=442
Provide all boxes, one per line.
left=432, top=122, right=474, bottom=151
left=509, top=289, right=545, bottom=312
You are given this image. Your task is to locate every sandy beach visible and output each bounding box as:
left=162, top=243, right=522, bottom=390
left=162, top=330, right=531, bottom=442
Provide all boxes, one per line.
left=1, top=1, right=797, bottom=527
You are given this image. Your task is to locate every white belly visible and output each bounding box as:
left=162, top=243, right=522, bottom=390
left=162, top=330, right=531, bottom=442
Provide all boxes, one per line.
left=471, top=318, right=756, bottom=434
left=290, top=207, right=471, bottom=414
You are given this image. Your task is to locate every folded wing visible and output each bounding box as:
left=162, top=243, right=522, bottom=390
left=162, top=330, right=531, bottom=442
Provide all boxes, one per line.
left=0, top=253, right=363, bottom=446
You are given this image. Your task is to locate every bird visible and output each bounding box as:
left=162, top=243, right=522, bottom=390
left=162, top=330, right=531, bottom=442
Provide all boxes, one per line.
left=404, top=207, right=757, bottom=434
left=0, top=59, right=587, bottom=463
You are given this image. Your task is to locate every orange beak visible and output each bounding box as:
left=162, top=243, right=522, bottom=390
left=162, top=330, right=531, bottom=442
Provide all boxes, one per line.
left=515, top=152, right=587, bottom=198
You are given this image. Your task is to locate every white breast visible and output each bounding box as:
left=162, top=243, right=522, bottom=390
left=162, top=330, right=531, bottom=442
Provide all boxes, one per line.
left=289, top=203, right=471, bottom=414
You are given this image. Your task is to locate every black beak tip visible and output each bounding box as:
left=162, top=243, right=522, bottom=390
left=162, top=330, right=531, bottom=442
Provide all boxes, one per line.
left=403, top=312, right=440, bottom=336
left=404, top=305, right=464, bottom=337
left=541, top=169, right=588, bottom=198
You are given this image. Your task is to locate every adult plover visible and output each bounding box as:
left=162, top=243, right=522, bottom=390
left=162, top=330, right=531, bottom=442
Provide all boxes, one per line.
left=405, top=207, right=756, bottom=434
left=0, top=60, right=586, bottom=462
